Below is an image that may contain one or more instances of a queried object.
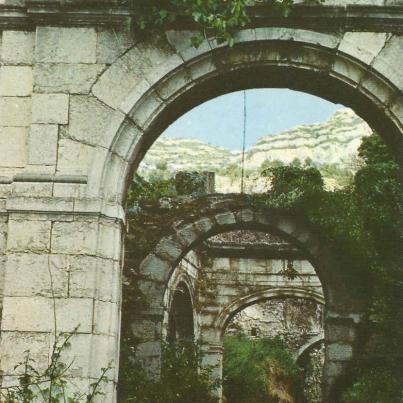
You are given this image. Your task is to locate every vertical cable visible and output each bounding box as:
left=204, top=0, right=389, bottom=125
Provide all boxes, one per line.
left=240, top=90, right=247, bottom=194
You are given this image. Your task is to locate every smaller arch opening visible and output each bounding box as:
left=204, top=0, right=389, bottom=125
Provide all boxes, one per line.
left=223, top=297, right=325, bottom=403
left=167, top=281, right=195, bottom=343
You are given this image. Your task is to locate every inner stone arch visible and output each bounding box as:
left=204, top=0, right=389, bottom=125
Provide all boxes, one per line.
left=123, top=198, right=359, bottom=401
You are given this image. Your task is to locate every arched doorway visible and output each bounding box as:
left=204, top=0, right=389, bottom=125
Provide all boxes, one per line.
left=167, top=281, right=195, bottom=343
left=90, top=32, right=402, bottom=204
left=123, top=195, right=362, bottom=400
left=97, top=30, right=402, bottom=403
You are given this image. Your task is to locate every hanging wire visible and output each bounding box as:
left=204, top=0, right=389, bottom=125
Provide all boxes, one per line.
left=240, top=90, right=247, bottom=194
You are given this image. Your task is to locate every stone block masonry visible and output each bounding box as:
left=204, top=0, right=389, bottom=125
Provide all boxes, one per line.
left=0, top=4, right=401, bottom=401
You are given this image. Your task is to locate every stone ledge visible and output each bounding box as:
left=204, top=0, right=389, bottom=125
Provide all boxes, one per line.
left=0, top=4, right=402, bottom=31
left=0, top=3, right=131, bottom=29
left=5, top=196, right=126, bottom=221
left=13, top=173, right=88, bottom=183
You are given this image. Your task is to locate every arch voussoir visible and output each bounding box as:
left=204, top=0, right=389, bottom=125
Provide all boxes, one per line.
left=154, top=237, right=184, bottom=263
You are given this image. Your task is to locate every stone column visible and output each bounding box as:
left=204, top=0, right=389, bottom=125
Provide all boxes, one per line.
left=0, top=204, right=123, bottom=401
left=322, top=312, right=360, bottom=401
left=201, top=343, right=224, bottom=401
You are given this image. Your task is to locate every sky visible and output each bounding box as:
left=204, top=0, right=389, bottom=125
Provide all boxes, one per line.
left=162, top=89, right=344, bottom=150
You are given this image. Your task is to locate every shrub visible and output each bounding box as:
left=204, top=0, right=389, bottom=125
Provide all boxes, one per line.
left=118, top=340, right=220, bottom=403
left=223, top=335, right=303, bottom=403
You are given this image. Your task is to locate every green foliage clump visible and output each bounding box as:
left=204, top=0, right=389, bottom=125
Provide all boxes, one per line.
left=127, top=174, right=176, bottom=209
left=118, top=341, right=220, bottom=403
left=130, top=0, right=295, bottom=47
left=260, top=133, right=402, bottom=402
left=265, top=165, right=324, bottom=195
left=223, top=335, right=303, bottom=403
left=261, top=164, right=324, bottom=211
left=175, top=171, right=209, bottom=195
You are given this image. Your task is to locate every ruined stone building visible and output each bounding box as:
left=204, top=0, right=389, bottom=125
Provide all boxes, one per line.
left=0, top=0, right=401, bottom=401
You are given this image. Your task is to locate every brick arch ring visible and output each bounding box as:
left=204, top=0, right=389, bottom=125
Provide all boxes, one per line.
left=131, top=203, right=364, bottom=401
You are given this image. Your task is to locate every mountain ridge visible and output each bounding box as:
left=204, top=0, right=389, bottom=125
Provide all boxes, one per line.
left=139, top=108, right=371, bottom=191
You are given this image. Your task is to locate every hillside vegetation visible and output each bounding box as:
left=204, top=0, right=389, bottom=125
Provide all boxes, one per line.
left=139, top=108, right=371, bottom=191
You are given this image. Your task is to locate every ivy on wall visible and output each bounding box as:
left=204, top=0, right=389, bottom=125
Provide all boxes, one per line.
left=130, top=0, right=296, bottom=46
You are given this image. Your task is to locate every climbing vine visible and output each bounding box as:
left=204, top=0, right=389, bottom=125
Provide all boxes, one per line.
left=0, top=328, right=111, bottom=403
left=130, top=0, right=295, bottom=47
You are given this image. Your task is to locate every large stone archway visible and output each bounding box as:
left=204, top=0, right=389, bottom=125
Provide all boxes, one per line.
left=93, top=29, right=403, bottom=204
left=0, top=5, right=401, bottom=402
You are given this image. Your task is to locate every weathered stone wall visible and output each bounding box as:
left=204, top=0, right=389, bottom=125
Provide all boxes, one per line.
left=0, top=3, right=401, bottom=400
left=197, top=255, right=323, bottom=342
left=228, top=298, right=323, bottom=352
left=158, top=243, right=324, bottom=400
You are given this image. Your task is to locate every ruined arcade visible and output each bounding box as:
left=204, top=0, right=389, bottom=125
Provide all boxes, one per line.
left=0, top=0, right=402, bottom=401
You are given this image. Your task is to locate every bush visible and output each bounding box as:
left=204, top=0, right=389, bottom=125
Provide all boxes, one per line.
left=223, top=335, right=303, bottom=403
left=118, top=340, right=220, bottom=403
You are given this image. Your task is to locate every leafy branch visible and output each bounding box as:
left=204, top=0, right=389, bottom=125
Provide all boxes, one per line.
left=130, top=0, right=297, bottom=47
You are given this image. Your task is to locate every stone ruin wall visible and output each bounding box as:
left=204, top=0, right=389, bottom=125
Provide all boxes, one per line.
left=228, top=297, right=324, bottom=352
left=0, top=3, right=401, bottom=400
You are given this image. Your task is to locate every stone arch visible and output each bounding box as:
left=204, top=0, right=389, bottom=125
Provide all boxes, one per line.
left=130, top=199, right=363, bottom=400
left=88, top=28, right=403, bottom=202
left=215, top=287, right=325, bottom=340
left=297, top=334, right=325, bottom=365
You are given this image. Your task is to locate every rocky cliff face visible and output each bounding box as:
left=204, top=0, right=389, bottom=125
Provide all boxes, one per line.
left=240, top=108, right=371, bottom=169
left=139, top=108, right=371, bottom=191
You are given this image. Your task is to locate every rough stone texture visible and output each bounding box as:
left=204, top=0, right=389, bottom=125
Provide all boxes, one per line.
left=7, top=220, right=51, bottom=252
left=338, top=32, right=389, bottom=64
left=68, top=95, right=116, bottom=147
left=91, top=50, right=150, bottom=111
left=51, top=221, right=98, bottom=255
left=372, top=35, right=403, bottom=89
left=0, top=97, right=31, bottom=126
left=34, top=63, right=105, bottom=94
left=1, top=31, right=35, bottom=64
left=0, top=14, right=400, bottom=403
left=327, top=343, right=353, bottom=361
left=68, top=256, right=119, bottom=302
left=0, top=66, right=33, bottom=96
left=56, top=137, right=94, bottom=174
left=0, top=127, right=27, bottom=167
left=96, top=28, right=136, bottom=64
left=4, top=253, right=68, bottom=297
left=0, top=332, right=50, bottom=374
left=140, top=254, right=170, bottom=282
left=132, top=232, right=325, bottom=396
left=215, top=212, right=236, bottom=226
left=93, top=300, right=120, bottom=336
left=28, top=124, right=58, bottom=165
left=155, top=237, right=183, bottom=261
left=35, top=27, right=97, bottom=64
left=1, top=296, right=93, bottom=332
left=32, top=93, right=69, bottom=124
left=228, top=298, right=323, bottom=351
